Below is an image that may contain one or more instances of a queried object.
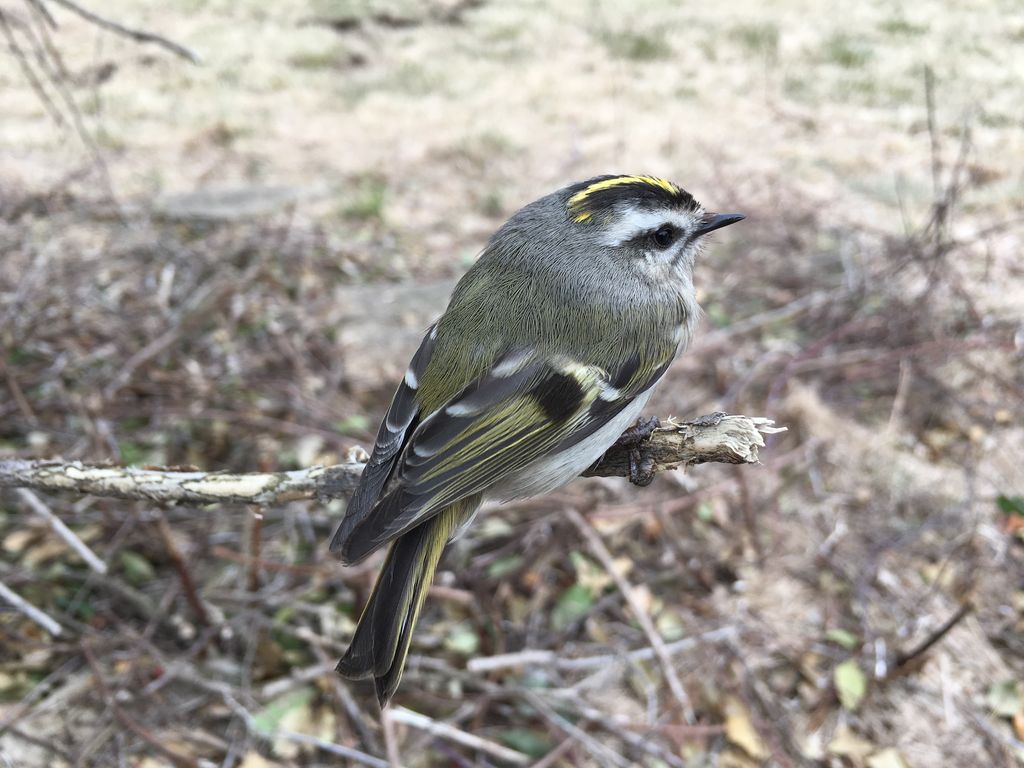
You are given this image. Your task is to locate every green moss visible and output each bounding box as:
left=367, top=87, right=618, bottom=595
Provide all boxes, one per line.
left=823, top=33, right=872, bottom=69
left=783, top=74, right=812, bottom=99
left=599, top=29, right=672, bottom=61
left=289, top=48, right=343, bottom=70
left=338, top=175, right=387, bottom=221
left=879, top=16, right=927, bottom=36
left=730, top=21, right=779, bottom=60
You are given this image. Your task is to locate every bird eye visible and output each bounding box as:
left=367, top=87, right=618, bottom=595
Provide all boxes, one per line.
left=652, top=225, right=676, bottom=248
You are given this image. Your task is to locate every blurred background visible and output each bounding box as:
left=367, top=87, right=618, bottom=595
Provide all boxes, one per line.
left=1, top=0, right=1023, bottom=766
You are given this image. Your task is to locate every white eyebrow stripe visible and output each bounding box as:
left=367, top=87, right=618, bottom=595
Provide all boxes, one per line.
left=599, top=208, right=697, bottom=247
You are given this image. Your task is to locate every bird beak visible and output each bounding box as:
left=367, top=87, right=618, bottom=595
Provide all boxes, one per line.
left=695, top=212, right=745, bottom=237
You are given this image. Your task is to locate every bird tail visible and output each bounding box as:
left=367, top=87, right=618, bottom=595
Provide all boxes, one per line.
left=335, top=498, right=478, bottom=707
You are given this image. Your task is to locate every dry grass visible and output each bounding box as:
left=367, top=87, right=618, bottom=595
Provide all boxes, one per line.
left=1, top=1, right=1023, bottom=766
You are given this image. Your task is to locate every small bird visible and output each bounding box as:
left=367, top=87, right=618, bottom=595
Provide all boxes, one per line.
left=329, top=175, right=743, bottom=706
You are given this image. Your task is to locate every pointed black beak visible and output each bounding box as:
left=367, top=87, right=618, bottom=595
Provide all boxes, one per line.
left=695, top=212, right=745, bottom=237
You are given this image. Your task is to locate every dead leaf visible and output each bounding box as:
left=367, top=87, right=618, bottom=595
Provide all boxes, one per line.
left=3, top=528, right=37, bottom=554
left=828, top=723, right=875, bottom=764
left=835, top=659, right=867, bottom=711
left=866, top=748, right=910, bottom=768
left=591, top=515, right=630, bottom=536
left=21, top=648, right=54, bottom=669
left=76, top=524, right=103, bottom=543
left=586, top=617, right=610, bottom=644
left=254, top=687, right=315, bottom=752
left=717, top=749, right=763, bottom=768
left=724, top=696, right=769, bottom=761
left=0, top=672, right=18, bottom=689
left=444, top=621, right=480, bottom=655
left=799, top=727, right=825, bottom=760
left=22, top=539, right=70, bottom=568
left=629, top=583, right=654, bottom=614
left=987, top=679, right=1022, bottom=718
left=642, top=514, right=663, bottom=538
left=826, top=628, right=860, bottom=650
left=570, top=552, right=613, bottom=596
left=656, top=609, right=685, bottom=641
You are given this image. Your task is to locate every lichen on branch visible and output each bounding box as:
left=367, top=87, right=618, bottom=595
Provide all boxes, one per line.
left=0, top=414, right=784, bottom=507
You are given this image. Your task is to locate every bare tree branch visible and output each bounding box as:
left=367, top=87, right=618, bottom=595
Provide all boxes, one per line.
left=44, top=0, right=200, bottom=63
left=0, top=414, right=784, bottom=507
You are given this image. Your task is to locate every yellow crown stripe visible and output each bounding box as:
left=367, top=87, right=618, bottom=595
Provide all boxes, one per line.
left=567, top=175, right=680, bottom=221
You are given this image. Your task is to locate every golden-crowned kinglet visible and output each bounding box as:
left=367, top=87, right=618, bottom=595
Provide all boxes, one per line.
left=330, top=174, right=744, bottom=705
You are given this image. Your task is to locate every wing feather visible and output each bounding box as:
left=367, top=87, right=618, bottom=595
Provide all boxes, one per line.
left=329, top=325, right=437, bottom=555
left=331, top=335, right=675, bottom=565
left=336, top=350, right=672, bottom=564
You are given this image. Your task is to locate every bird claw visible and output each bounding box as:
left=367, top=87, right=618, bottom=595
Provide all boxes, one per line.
left=615, top=416, right=661, bottom=487
left=628, top=449, right=656, bottom=487
left=619, top=416, right=661, bottom=444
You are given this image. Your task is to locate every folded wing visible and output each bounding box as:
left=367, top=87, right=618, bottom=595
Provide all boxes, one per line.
left=331, top=337, right=673, bottom=565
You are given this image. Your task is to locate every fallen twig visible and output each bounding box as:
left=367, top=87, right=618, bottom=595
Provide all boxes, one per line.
left=17, top=488, right=107, bottom=573
left=535, top=692, right=692, bottom=768
left=153, top=512, right=211, bottom=625
left=567, top=508, right=696, bottom=723
left=246, top=506, right=263, bottom=592
left=274, top=730, right=392, bottom=768
left=522, top=689, right=632, bottom=768
left=0, top=580, right=63, bottom=636
left=527, top=736, right=575, bottom=768
left=467, top=626, right=737, bottom=674
left=81, top=642, right=199, bottom=768
left=388, top=707, right=531, bottom=766
left=892, top=601, right=973, bottom=676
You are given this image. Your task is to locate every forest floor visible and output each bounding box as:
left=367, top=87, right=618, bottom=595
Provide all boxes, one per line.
left=1, top=0, right=1023, bottom=766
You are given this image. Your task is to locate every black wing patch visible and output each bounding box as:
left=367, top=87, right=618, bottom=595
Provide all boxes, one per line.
left=332, top=345, right=678, bottom=566
left=336, top=355, right=601, bottom=564
left=531, top=370, right=585, bottom=423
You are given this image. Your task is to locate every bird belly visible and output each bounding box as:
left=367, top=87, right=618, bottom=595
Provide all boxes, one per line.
left=487, top=390, right=653, bottom=501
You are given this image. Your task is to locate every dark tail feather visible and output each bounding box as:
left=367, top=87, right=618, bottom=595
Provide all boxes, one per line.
left=336, top=499, right=477, bottom=707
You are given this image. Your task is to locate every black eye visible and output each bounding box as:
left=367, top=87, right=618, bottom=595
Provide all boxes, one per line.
left=652, top=225, right=676, bottom=248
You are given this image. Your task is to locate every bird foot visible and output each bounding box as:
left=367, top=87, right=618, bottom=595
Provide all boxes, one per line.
left=615, top=416, right=661, bottom=487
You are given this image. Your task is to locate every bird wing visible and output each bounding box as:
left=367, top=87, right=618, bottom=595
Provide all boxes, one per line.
left=328, top=324, right=439, bottom=557
left=331, top=340, right=673, bottom=565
